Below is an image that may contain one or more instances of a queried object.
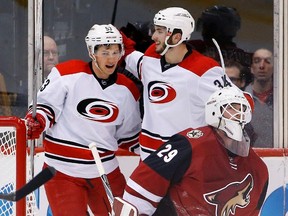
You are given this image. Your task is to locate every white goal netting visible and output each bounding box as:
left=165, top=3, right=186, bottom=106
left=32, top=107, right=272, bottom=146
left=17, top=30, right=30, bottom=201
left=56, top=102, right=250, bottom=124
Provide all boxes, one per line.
left=0, top=126, right=38, bottom=216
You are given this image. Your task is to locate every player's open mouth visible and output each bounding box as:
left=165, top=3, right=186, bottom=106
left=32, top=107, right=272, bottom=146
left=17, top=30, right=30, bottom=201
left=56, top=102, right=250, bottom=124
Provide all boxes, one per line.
left=106, top=65, right=115, bottom=69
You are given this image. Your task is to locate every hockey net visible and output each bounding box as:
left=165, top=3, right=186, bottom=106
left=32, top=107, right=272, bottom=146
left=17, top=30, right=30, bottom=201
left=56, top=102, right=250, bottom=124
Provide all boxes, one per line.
left=0, top=116, right=38, bottom=216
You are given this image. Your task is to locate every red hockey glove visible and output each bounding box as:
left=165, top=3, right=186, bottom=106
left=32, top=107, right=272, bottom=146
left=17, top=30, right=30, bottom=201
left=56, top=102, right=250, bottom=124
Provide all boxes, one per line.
left=113, top=197, right=138, bottom=216
left=120, top=31, right=136, bottom=53
left=25, top=112, right=46, bottom=139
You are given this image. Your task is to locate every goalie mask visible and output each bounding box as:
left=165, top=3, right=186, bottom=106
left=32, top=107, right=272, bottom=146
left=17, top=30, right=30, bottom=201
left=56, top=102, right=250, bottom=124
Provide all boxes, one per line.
left=85, top=24, right=124, bottom=59
left=153, top=7, right=195, bottom=55
left=205, top=87, right=253, bottom=156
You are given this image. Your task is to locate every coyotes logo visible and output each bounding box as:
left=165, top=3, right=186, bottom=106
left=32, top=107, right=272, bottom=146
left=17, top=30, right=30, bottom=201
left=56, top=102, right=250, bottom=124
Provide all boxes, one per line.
left=203, top=174, right=254, bottom=216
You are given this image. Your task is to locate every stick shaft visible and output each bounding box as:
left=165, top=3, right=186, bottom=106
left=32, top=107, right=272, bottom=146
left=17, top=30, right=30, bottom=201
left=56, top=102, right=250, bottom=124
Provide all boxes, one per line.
left=111, top=0, right=118, bottom=25
left=30, top=0, right=43, bottom=178
left=89, top=143, right=114, bottom=208
left=0, top=166, right=56, bottom=202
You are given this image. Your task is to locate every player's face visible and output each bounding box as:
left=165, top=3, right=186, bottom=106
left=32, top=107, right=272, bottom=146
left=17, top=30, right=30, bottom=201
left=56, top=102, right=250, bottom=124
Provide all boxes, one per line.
left=93, top=44, right=121, bottom=79
left=151, top=25, right=167, bottom=54
left=223, top=103, right=246, bottom=123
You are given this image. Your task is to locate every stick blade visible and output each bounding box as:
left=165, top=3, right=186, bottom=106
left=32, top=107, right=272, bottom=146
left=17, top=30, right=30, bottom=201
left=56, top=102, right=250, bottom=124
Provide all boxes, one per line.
left=0, top=166, right=56, bottom=202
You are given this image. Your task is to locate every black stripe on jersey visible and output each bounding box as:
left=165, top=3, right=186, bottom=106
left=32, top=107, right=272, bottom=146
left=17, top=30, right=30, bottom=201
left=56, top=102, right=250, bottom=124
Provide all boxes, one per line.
left=45, top=135, right=108, bottom=152
left=144, top=133, right=192, bottom=184
left=137, top=55, right=143, bottom=79
left=28, top=103, right=55, bottom=123
left=141, top=129, right=171, bottom=141
left=45, top=152, right=115, bottom=164
left=37, top=104, right=55, bottom=122
left=28, top=103, right=54, bottom=115
left=130, top=143, right=139, bottom=153
left=140, top=146, right=154, bottom=154
left=117, top=132, right=139, bottom=145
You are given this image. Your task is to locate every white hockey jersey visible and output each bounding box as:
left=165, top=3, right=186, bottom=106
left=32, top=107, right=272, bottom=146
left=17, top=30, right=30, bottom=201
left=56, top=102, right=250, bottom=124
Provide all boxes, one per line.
left=125, top=44, right=232, bottom=159
left=32, top=60, right=142, bottom=178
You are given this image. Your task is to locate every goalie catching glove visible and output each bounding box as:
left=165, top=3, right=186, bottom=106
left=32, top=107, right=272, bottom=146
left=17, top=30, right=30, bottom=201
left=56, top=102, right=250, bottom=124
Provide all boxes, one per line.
left=24, top=112, right=46, bottom=139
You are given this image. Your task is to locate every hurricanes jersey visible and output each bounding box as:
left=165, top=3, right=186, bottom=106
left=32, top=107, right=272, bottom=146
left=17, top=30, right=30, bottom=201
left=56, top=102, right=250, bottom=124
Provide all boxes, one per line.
left=31, top=60, right=142, bottom=178
left=125, top=44, right=232, bottom=159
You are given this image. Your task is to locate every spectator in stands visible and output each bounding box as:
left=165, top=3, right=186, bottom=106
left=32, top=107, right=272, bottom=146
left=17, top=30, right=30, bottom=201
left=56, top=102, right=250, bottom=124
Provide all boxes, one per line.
left=120, top=21, right=153, bottom=53
left=245, top=48, right=273, bottom=148
left=225, top=59, right=248, bottom=90
left=43, top=35, right=59, bottom=78
left=190, top=5, right=253, bottom=84
left=24, top=24, right=142, bottom=215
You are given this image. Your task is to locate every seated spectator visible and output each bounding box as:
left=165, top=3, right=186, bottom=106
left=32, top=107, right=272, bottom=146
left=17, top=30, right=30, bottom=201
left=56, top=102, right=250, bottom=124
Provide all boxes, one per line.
left=225, top=59, right=249, bottom=90
left=245, top=48, right=273, bottom=148
left=43, top=35, right=59, bottom=78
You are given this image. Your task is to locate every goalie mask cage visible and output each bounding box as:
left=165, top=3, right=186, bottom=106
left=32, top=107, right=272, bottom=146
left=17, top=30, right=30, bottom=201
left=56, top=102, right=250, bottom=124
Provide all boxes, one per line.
left=0, top=116, right=38, bottom=216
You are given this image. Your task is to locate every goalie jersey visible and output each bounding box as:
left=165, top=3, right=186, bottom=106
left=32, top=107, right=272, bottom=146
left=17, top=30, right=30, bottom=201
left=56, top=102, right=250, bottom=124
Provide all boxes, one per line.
left=123, top=127, right=269, bottom=216
left=125, top=44, right=232, bottom=160
left=32, top=60, right=142, bottom=178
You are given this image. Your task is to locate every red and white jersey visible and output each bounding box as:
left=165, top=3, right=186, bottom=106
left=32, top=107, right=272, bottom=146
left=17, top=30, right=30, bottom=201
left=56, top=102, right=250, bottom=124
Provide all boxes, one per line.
left=125, top=44, right=232, bottom=159
left=124, top=127, right=269, bottom=216
left=32, top=60, right=142, bottom=178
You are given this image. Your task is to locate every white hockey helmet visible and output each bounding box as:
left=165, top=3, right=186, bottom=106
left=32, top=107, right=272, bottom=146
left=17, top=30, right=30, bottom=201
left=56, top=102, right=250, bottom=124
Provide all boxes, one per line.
left=153, top=7, right=195, bottom=55
left=205, top=86, right=252, bottom=142
left=85, top=24, right=124, bottom=57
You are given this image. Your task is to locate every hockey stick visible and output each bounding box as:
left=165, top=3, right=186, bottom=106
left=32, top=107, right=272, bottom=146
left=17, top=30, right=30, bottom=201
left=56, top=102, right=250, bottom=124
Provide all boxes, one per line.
left=212, top=38, right=225, bottom=72
left=29, top=0, right=43, bottom=178
left=111, top=0, right=118, bottom=25
left=89, top=143, right=138, bottom=216
left=212, top=38, right=230, bottom=87
left=0, top=166, right=56, bottom=202
left=89, top=143, right=114, bottom=208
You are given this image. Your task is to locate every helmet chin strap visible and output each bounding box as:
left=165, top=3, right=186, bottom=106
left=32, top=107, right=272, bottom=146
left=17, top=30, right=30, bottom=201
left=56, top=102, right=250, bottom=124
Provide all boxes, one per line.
left=160, top=35, right=184, bottom=56
left=90, top=53, right=104, bottom=74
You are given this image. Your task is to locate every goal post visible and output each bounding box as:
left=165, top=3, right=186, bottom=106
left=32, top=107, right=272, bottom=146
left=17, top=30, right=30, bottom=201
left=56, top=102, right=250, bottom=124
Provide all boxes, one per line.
left=0, top=116, right=38, bottom=216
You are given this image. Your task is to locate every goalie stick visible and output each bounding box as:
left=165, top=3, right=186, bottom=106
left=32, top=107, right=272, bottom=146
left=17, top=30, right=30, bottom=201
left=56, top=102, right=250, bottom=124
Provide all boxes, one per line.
left=0, top=166, right=56, bottom=202
left=89, top=143, right=138, bottom=216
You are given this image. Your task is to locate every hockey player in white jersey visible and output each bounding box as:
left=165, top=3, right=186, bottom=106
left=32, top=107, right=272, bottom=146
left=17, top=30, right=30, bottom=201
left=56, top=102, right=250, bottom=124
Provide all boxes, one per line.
left=123, top=7, right=232, bottom=160
left=25, top=24, right=142, bottom=215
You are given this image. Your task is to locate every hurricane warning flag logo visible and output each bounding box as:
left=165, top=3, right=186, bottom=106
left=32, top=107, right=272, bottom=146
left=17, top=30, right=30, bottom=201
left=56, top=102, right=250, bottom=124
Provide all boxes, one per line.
left=148, top=81, right=176, bottom=103
left=77, top=98, right=119, bottom=122
left=203, top=174, right=254, bottom=216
